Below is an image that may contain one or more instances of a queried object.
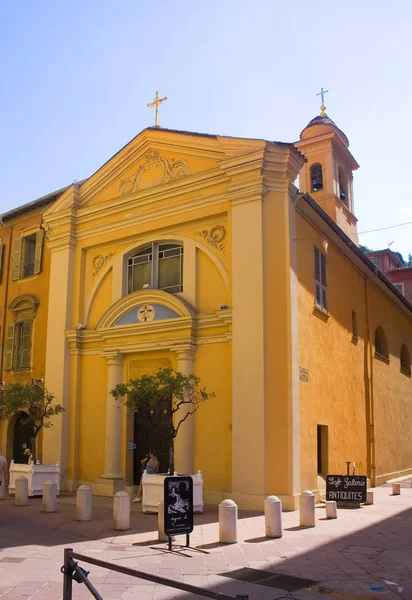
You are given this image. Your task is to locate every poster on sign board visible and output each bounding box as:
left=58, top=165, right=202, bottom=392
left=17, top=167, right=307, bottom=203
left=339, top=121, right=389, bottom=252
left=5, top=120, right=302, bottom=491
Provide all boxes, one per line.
left=164, top=476, right=194, bottom=536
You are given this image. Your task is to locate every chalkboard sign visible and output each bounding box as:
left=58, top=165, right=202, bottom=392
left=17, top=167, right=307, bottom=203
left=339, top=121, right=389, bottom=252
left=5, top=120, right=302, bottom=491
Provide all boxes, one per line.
left=326, top=475, right=367, bottom=503
left=164, top=476, right=194, bottom=536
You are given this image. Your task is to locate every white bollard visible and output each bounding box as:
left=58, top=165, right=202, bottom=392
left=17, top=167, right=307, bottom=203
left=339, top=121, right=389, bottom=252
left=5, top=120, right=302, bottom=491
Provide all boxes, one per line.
left=219, top=499, right=238, bottom=543
left=76, top=485, right=92, bottom=521
left=300, top=490, right=315, bottom=527
left=325, top=501, right=337, bottom=519
left=42, top=480, right=57, bottom=513
left=392, top=482, right=401, bottom=496
left=0, top=477, right=5, bottom=500
left=158, top=501, right=168, bottom=541
left=264, top=495, right=282, bottom=538
left=15, top=476, right=28, bottom=506
left=366, top=490, right=374, bottom=505
left=113, top=491, right=130, bottom=531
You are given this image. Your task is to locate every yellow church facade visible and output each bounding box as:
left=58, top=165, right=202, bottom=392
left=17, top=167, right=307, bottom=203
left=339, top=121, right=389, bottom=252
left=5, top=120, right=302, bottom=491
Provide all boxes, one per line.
left=1, top=115, right=411, bottom=510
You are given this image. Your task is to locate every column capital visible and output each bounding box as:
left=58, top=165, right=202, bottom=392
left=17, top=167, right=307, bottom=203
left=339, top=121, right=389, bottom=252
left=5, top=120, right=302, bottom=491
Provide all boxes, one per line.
left=104, top=351, right=124, bottom=367
left=175, top=346, right=196, bottom=362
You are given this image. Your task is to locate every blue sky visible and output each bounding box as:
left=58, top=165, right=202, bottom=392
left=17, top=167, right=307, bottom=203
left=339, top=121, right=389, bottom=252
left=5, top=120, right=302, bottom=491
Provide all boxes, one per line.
left=1, top=1, right=411, bottom=257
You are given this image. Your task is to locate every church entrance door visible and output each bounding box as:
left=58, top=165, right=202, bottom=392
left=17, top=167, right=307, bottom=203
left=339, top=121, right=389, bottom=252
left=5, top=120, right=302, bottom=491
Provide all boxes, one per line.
left=13, top=413, right=35, bottom=464
left=133, top=396, right=171, bottom=483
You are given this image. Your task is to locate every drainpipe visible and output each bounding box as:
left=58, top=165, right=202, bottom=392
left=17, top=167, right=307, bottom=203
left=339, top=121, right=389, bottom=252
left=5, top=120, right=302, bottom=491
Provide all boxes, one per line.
left=364, top=269, right=377, bottom=487
left=0, top=217, right=12, bottom=381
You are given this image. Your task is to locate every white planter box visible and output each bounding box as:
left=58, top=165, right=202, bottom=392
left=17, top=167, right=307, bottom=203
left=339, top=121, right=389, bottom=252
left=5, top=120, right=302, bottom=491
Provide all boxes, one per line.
left=9, top=461, right=60, bottom=497
left=142, top=470, right=203, bottom=514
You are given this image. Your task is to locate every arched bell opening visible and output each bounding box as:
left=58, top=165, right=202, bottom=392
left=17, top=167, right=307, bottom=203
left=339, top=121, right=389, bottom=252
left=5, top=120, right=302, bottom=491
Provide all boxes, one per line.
left=338, top=167, right=348, bottom=206
left=310, top=163, right=323, bottom=192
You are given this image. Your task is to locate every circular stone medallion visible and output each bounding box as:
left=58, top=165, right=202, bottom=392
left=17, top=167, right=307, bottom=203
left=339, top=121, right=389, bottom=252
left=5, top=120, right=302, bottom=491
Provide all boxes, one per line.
left=137, top=304, right=156, bottom=323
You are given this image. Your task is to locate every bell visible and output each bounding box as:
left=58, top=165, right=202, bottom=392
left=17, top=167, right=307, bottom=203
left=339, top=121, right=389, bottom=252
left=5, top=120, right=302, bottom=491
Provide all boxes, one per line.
left=311, top=165, right=323, bottom=191
left=340, top=185, right=346, bottom=201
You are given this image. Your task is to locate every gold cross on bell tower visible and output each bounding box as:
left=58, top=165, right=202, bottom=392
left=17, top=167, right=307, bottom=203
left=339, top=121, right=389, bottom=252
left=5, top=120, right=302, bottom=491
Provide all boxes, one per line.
left=316, top=87, right=329, bottom=116
left=147, top=91, right=167, bottom=127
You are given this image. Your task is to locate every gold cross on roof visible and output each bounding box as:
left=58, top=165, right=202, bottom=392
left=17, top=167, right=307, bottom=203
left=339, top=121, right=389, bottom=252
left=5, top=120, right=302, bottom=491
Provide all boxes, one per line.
left=147, top=91, right=167, bottom=127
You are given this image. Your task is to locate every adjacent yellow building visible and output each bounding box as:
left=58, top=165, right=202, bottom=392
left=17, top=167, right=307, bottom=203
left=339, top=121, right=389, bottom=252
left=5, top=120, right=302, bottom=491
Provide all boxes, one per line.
left=1, top=111, right=411, bottom=509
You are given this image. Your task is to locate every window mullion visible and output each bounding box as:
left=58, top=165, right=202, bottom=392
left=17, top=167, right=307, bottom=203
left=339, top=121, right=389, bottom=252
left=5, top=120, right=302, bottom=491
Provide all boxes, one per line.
left=152, top=242, right=159, bottom=288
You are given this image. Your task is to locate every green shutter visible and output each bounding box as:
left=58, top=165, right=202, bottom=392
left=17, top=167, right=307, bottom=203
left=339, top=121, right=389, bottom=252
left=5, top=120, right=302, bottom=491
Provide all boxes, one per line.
left=0, top=241, right=4, bottom=282
left=21, top=321, right=32, bottom=368
left=11, top=238, right=22, bottom=280
left=33, top=229, right=44, bottom=275
left=4, top=324, right=15, bottom=371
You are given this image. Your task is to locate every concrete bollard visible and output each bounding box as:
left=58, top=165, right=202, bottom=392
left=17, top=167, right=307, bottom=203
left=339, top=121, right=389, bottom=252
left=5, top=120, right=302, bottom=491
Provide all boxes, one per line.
left=113, top=491, right=130, bottom=531
left=300, top=490, right=315, bottom=527
left=76, top=485, right=92, bottom=521
left=0, top=477, right=5, bottom=500
left=264, top=495, right=282, bottom=538
left=42, top=480, right=57, bottom=513
left=392, top=482, right=401, bottom=496
left=15, top=476, right=28, bottom=506
left=219, top=499, right=238, bottom=543
left=325, top=501, right=337, bottom=519
left=366, top=490, right=374, bottom=505
left=158, top=501, right=168, bottom=541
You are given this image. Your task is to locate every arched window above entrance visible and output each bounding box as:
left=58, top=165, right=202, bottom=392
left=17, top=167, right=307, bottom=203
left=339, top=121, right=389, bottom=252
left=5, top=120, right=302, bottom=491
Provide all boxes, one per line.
left=127, top=242, right=183, bottom=295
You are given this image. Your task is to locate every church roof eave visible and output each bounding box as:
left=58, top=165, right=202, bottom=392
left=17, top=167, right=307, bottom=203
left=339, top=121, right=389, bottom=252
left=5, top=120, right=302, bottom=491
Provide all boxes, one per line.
left=298, top=192, right=412, bottom=315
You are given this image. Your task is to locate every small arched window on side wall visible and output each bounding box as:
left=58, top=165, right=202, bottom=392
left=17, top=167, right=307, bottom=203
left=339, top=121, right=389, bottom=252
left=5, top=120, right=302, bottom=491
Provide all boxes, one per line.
left=5, top=295, right=38, bottom=371
left=374, top=326, right=389, bottom=361
left=400, top=344, right=411, bottom=374
left=311, top=163, right=323, bottom=192
left=127, top=242, right=183, bottom=295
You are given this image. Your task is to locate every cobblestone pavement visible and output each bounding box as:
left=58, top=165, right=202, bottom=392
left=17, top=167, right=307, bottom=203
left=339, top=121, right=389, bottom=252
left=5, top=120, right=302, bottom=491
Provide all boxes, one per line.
left=1, top=482, right=412, bottom=599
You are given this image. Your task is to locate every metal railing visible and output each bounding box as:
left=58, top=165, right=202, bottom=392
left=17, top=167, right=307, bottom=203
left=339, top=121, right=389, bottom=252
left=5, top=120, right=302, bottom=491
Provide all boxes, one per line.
left=62, top=548, right=249, bottom=600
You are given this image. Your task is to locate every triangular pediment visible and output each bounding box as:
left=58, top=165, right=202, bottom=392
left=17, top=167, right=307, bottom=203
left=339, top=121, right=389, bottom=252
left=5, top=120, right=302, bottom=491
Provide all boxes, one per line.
left=77, top=128, right=228, bottom=210
left=44, top=127, right=267, bottom=217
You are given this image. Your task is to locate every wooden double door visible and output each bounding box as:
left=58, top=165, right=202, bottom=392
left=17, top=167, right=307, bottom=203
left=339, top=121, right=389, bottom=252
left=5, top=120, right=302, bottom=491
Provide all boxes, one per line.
left=133, top=396, right=171, bottom=484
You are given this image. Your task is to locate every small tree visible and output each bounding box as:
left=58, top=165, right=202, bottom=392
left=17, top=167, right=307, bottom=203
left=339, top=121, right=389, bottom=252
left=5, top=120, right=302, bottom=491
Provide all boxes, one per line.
left=0, top=382, right=64, bottom=463
left=111, top=367, right=215, bottom=475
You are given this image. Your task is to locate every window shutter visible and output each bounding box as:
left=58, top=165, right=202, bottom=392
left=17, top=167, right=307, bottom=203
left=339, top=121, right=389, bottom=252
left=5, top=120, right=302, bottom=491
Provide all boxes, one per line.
left=11, top=238, right=22, bottom=280
left=21, top=321, right=32, bottom=368
left=4, top=324, right=15, bottom=371
left=320, top=253, right=327, bottom=287
left=0, top=241, right=4, bottom=282
left=33, top=229, right=44, bottom=275
left=314, top=247, right=320, bottom=282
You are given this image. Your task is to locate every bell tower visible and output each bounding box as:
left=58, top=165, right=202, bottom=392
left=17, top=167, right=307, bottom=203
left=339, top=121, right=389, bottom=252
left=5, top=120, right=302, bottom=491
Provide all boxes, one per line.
left=294, top=95, right=359, bottom=242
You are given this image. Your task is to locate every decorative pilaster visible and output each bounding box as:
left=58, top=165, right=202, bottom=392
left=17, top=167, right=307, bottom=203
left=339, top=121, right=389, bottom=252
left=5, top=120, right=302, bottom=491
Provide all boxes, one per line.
left=42, top=232, right=76, bottom=489
left=174, top=347, right=196, bottom=475
left=93, top=352, right=124, bottom=496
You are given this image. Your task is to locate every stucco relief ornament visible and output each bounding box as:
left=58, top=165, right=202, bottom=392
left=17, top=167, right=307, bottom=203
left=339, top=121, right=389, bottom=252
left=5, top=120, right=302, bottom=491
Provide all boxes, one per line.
left=137, top=304, right=156, bottom=323
left=119, top=150, right=189, bottom=195
left=92, top=251, right=117, bottom=279
left=196, top=225, right=226, bottom=255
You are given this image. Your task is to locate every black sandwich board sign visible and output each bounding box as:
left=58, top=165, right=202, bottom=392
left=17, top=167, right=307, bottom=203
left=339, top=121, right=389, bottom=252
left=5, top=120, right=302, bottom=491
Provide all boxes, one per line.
left=326, top=474, right=367, bottom=504
left=164, top=476, right=194, bottom=537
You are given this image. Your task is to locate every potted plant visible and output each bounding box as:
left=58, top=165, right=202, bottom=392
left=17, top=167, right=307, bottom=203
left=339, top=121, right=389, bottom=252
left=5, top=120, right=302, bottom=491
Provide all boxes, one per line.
left=111, top=367, right=214, bottom=512
left=0, top=381, right=64, bottom=496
